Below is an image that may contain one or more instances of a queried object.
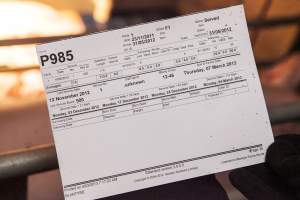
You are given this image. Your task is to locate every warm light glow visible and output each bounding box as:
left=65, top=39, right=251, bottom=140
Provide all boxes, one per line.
left=93, top=0, right=113, bottom=24
left=0, top=45, right=38, bottom=68
left=0, top=1, right=85, bottom=40
left=0, top=1, right=86, bottom=102
left=0, top=69, right=44, bottom=101
left=0, top=1, right=85, bottom=68
left=19, top=69, right=44, bottom=96
left=0, top=73, right=18, bottom=100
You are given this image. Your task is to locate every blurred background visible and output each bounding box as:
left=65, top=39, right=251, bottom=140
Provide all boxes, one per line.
left=0, top=0, right=300, bottom=199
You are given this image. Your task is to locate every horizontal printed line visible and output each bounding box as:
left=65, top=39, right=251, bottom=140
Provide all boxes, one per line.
left=52, top=79, right=246, bottom=120
left=47, top=54, right=240, bottom=93
left=64, top=144, right=262, bottom=188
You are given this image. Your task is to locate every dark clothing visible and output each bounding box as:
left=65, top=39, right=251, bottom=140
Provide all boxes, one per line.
left=102, top=175, right=229, bottom=200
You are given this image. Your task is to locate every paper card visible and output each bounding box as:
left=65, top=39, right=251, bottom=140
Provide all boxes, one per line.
left=36, top=5, right=273, bottom=199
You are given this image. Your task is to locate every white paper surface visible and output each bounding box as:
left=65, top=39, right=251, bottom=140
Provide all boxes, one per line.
left=36, top=5, right=274, bottom=200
